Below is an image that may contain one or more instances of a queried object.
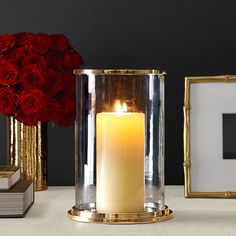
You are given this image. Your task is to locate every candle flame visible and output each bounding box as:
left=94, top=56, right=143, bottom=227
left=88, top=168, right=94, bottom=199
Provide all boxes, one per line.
left=116, top=102, right=122, bottom=113
left=122, top=103, right=127, bottom=112
left=115, top=101, right=127, bottom=113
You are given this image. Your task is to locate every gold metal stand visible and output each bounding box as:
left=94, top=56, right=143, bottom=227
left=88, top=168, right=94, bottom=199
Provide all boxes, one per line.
left=7, top=117, right=48, bottom=191
left=68, top=203, right=173, bottom=224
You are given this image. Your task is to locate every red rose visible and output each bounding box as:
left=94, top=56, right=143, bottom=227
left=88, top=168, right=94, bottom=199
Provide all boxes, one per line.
left=0, top=60, right=19, bottom=86
left=54, top=97, right=75, bottom=127
left=14, top=32, right=35, bottom=46
left=62, top=50, right=84, bottom=69
left=17, top=89, right=48, bottom=116
left=0, top=32, right=84, bottom=127
left=5, top=47, right=26, bottom=63
left=61, top=72, right=76, bottom=96
left=49, top=34, right=70, bottom=52
left=15, top=112, right=38, bottom=126
left=46, top=53, right=62, bottom=70
left=43, top=70, right=63, bottom=96
left=20, top=64, right=46, bottom=88
left=0, top=34, right=15, bottom=52
left=21, top=53, right=47, bottom=71
left=40, top=98, right=61, bottom=122
left=0, top=87, right=17, bottom=115
left=28, top=33, right=49, bottom=55
left=55, top=111, right=75, bottom=127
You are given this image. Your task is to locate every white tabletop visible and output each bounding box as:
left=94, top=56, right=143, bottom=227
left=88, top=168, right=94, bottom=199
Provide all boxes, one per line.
left=0, top=186, right=236, bottom=236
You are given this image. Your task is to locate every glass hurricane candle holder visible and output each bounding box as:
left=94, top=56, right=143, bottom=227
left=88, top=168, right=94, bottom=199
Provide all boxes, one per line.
left=68, top=69, right=173, bottom=224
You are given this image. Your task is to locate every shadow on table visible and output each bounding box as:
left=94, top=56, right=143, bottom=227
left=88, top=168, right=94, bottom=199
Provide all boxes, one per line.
left=25, top=202, right=48, bottom=218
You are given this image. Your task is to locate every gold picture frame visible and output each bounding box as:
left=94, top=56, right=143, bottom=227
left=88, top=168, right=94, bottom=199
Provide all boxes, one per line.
left=184, top=75, right=236, bottom=198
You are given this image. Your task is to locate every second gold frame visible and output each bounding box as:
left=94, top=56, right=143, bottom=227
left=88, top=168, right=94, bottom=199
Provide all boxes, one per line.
left=184, top=75, right=236, bottom=198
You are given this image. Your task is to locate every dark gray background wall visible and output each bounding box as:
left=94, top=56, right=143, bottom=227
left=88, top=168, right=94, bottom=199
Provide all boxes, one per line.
left=0, top=0, right=236, bottom=185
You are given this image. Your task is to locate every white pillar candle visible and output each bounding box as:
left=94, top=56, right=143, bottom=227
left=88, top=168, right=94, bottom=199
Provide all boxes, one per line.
left=96, top=103, right=145, bottom=213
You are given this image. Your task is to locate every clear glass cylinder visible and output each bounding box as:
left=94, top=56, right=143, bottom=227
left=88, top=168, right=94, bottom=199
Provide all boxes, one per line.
left=70, top=69, right=172, bottom=223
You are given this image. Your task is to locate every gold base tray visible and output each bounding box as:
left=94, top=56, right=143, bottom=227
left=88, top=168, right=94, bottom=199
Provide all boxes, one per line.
left=68, top=203, right=173, bottom=224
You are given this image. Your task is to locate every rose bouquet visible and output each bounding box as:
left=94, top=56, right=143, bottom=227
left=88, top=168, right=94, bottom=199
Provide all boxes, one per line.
left=0, top=33, right=84, bottom=126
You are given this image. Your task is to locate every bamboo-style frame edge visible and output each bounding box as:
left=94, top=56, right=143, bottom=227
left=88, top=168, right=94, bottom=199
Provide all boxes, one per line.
left=184, top=75, right=236, bottom=198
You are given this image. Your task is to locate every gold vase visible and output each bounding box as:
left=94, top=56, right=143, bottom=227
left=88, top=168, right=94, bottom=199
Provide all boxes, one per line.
left=7, top=116, right=48, bottom=191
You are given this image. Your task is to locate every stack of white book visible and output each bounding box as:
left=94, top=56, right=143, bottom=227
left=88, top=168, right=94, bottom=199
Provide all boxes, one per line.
left=0, top=166, right=34, bottom=217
